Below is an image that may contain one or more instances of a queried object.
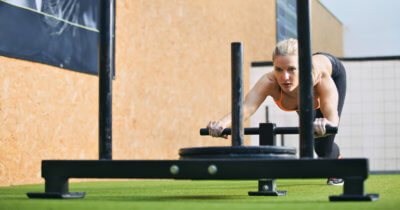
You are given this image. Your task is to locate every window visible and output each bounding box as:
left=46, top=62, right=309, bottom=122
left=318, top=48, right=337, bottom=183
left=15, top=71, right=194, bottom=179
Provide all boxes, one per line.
left=276, top=0, right=297, bottom=42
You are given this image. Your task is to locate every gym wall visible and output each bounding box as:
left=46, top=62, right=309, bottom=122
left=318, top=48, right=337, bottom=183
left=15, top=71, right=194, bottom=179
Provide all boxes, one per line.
left=0, top=0, right=342, bottom=186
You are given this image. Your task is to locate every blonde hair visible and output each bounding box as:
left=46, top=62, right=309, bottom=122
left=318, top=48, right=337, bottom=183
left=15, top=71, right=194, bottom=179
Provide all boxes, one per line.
left=272, top=38, right=321, bottom=85
left=272, top=38, right=298, bottom=61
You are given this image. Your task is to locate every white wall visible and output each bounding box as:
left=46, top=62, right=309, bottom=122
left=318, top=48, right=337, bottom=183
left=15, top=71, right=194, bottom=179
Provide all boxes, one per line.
left=250, top=59, right=400, bottom=171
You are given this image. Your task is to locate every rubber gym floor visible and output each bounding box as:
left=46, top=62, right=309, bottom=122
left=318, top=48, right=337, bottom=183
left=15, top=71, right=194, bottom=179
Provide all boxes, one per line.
left=0, top=174, right=399, bottom=210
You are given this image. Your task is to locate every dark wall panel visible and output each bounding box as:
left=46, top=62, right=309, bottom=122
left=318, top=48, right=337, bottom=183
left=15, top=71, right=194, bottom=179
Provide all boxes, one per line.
left=0, top=0, right=102, bottom=75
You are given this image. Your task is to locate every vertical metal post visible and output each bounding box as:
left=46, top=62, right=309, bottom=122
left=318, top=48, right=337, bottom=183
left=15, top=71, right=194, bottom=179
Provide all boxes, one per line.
left=99, top=0, right=114, bottom=160
left=297, top=0, right=314, bottom=158
left=231, top=42, right=244, bottom=146
left=112, top=0, right=116, bottom=79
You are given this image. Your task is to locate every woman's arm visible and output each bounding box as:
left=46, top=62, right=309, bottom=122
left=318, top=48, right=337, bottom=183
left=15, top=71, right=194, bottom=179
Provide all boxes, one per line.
left=314, top=72, right=339, bottom=136
left=207, top=73, right=275, bottom=137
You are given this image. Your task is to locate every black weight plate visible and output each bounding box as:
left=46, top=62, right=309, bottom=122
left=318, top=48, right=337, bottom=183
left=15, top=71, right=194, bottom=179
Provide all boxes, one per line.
left=179, top=146, right=297, bottom=160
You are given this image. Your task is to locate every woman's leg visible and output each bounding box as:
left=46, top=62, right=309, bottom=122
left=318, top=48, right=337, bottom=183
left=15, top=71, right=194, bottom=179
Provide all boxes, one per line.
left=314, top=110, right=341, bottom=158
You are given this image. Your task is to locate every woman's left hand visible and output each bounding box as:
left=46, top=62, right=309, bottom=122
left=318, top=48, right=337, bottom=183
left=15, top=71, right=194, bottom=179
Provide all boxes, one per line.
left=313, top=118, right=334, bottom=137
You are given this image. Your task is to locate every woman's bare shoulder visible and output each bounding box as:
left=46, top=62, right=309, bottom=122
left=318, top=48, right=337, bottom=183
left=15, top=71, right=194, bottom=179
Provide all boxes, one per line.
left=312, top=54, right=332, bottom=75
left=263, top=71, right=279, bottom=81
left=261, top=72, right=278, bottom=88
left=258, top=72, right=280, bottom=97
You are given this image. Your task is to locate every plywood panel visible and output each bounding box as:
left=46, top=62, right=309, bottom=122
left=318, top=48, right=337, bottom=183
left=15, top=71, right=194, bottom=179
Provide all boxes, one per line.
left=312, top=0, right=343, bottom=56
left=0, top=57, right=98, bottom=186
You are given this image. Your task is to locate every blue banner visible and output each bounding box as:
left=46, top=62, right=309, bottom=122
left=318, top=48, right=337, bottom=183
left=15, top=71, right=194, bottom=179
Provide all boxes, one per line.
left=0, top=0, right=112, bottom=76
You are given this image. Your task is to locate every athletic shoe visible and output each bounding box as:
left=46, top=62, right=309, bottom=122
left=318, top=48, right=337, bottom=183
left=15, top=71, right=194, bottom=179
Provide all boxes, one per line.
left=327, top=178, right=344, bottom=186
left=327, top=154, right=344, bottom=185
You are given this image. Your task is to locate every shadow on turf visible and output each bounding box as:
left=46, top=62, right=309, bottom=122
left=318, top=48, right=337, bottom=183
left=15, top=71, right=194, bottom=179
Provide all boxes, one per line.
left=86, top=195, right=329, bottom=203
left=0, top=194, right=328, bottom=203
left=88, top=195, right=248, bottom=201
left=278, top=183, right=327, bottom=187
left=1, top=195, right=243, bottom=201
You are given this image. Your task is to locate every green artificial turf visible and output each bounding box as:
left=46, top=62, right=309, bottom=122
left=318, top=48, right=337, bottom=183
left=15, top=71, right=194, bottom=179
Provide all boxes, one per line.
left=0, top=175, right=399, bottom=210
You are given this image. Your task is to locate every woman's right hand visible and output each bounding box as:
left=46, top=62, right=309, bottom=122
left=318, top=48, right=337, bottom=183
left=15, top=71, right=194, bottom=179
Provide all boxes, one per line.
left=207, top=121, right=228, bottom=139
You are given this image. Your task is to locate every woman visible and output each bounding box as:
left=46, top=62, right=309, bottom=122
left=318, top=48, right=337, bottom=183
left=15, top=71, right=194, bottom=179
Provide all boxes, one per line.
left=207, top=38, right=346, bottom=185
